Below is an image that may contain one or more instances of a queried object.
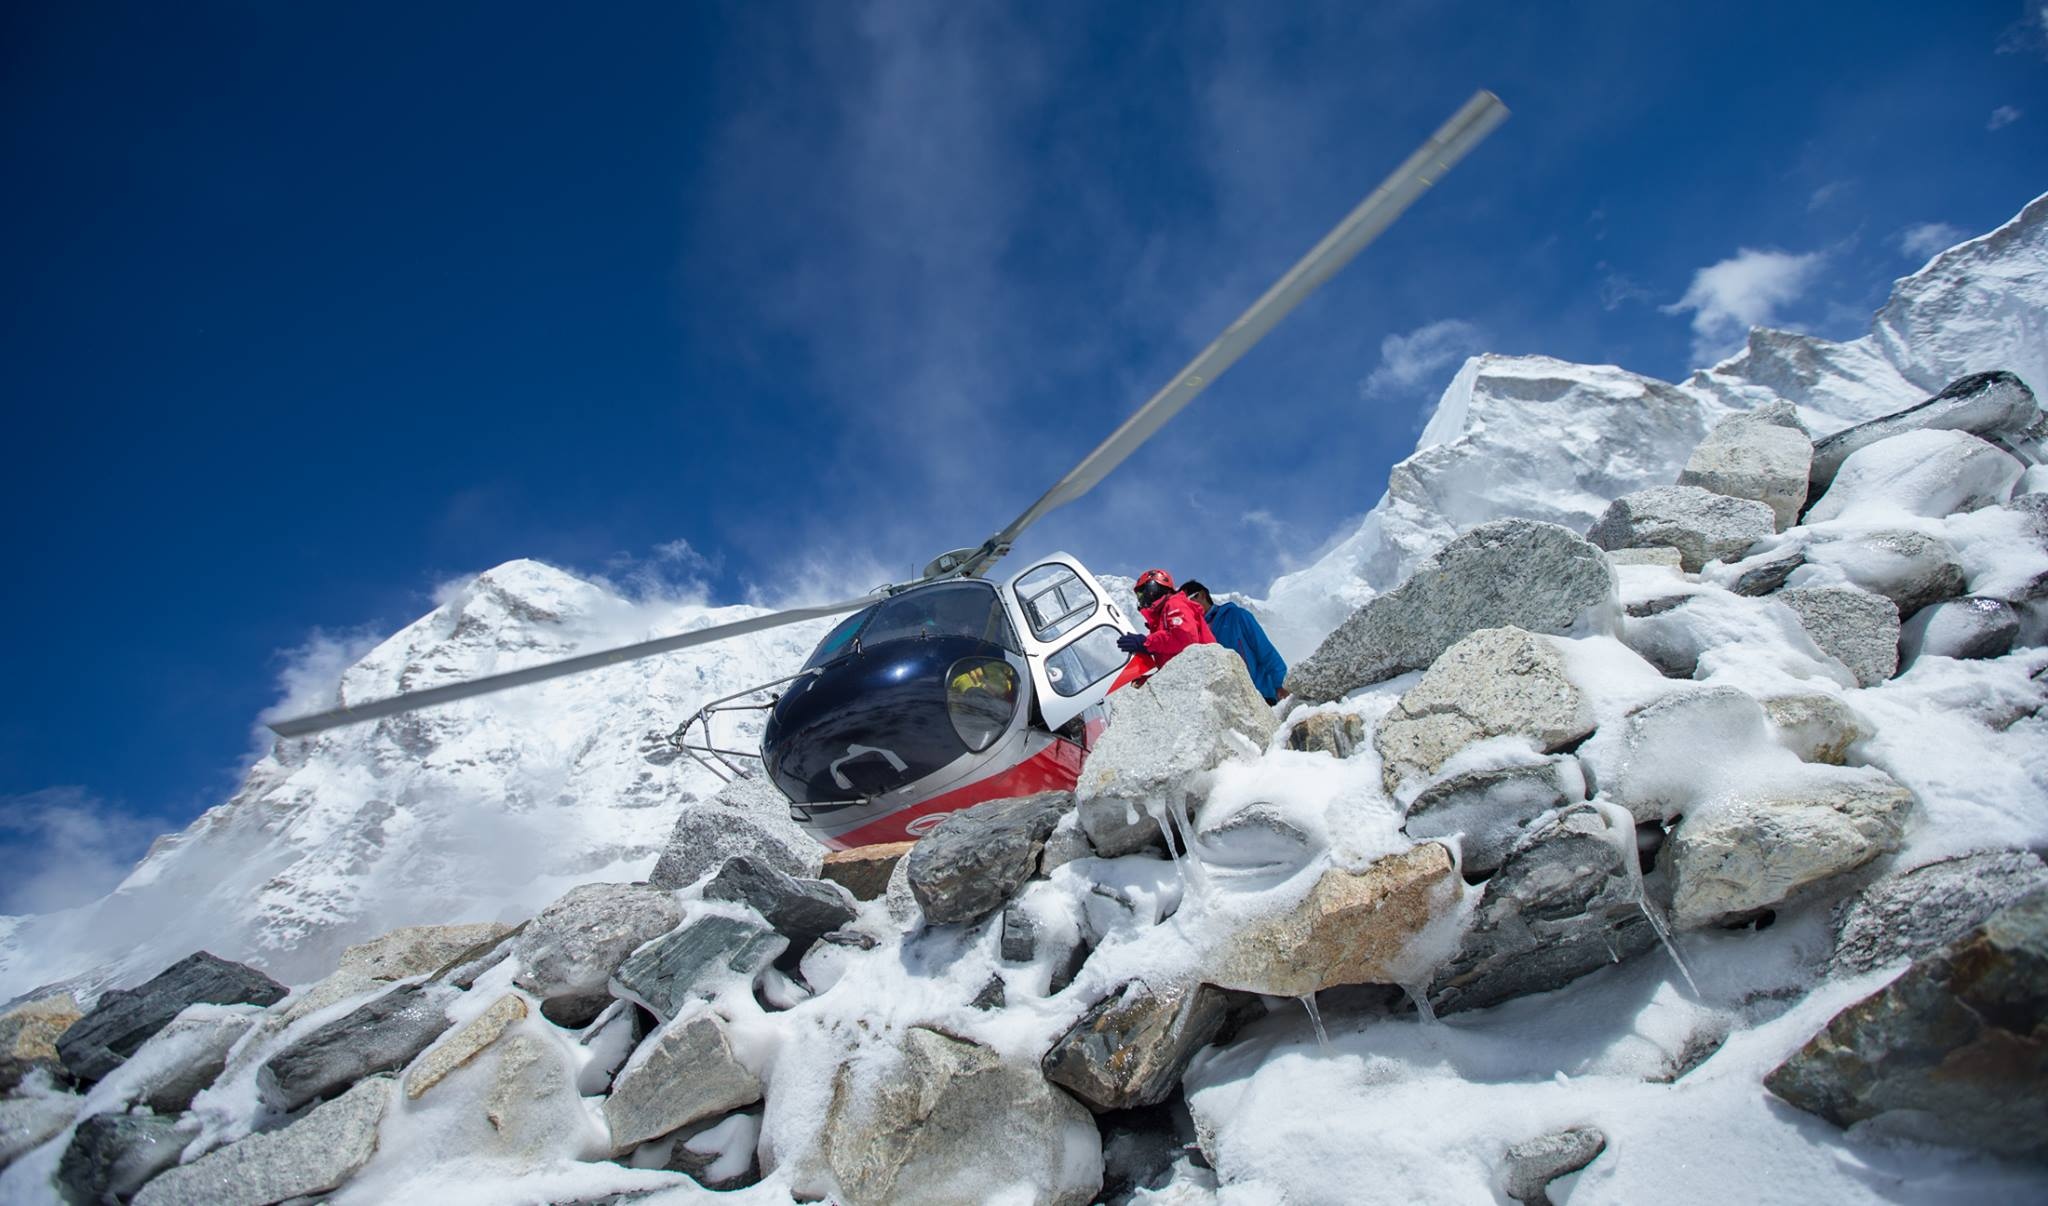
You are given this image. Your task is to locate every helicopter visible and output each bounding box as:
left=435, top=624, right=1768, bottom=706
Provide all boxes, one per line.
left=269, top=90, right=1508, bottom=850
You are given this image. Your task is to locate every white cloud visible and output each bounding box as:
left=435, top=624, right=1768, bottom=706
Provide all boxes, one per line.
left=252, top=627, right=386, bottom=754
left=1896, top=221, right=1969, bottom=262
left=1662, top=248, right=1825, bottom=366
left=1807, top=180, right=1849, bottom=210
left=1362, top=319, right=1486, bottom=396
left=0, top=788, right=164, bottom=914
left=1989, top=105, right=2023, bottom=130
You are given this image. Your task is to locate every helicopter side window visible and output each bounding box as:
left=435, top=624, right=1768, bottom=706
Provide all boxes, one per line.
left=1014, top=564, right=1098, bottom=642
left=1044, top=625, right=1127, bottom=697
left=858, top=582, right=1019, bottom=651
left=802, top=607, right=873, bottom=671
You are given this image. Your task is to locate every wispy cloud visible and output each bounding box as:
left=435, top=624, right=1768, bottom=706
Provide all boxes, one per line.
left=1596, top=264, right=1653, bottom=312
left=1989, top=105, right=2023, bottom=130
left=1896, top=221, right=1969, bottom=261
left=1663, top=248, right=1825, bottom=365
left=1362, top=319, right=1486, bottom=397
left=1807, top=180, right=1850, bottom=211
left=0, top=788, right=165, bottom=914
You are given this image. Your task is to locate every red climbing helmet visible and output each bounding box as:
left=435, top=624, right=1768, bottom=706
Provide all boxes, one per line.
left=1135, top=568, right=1175, bottom=605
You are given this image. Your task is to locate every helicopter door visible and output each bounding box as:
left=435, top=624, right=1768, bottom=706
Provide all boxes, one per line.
left=1005, top=556, right=1135, bottom=733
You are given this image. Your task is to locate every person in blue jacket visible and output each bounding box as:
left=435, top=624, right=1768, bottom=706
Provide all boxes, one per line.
left=1179, top=580, right=1288, bottom=705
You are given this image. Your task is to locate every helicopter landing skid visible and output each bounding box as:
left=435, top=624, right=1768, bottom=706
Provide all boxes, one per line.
left=662, top=670, right=865, bottom=817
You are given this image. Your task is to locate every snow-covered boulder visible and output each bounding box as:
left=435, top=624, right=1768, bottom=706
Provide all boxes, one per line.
left=1401, top=756, right=1584, bottom=877
left=122, top=1005, right=257, bottom=1114
left=1677, top=401, right=1813, bottom=530
left=1800, top=528, right=1966, bottom=618
left=1286, top=519, right=1616, bottom=702
left=1427, top=805, right=1656, bottom=1015
left=1774, top=586, right=1901, bottom=687
left=1666, top=765, right=1914, bottom=928
left=509, top=883, right=682, bottom=1027
left=1581, top=687, right=1773, bottom=824
left=602, top=1012, right=761, bottom=1155
left=818, top=1026, right=1100, bottom=1206
left=1767, top=889, right=2048, bottom=1158
left=1374, top=628, right=1593, bottom=795
left=134, top=1074, right=391, bottom=1206
left=907, top=792, right=1073, bottom=926
left=1808, top=371, right=2041, bottom=495
left=1899, top=596, right=2020, bottom=668
left=1805, top=428, right=2024, bottom=523
left=0, top=1092, right=81, bottom=1169
left=1830, top=850, right=2048, bottom=975
left=1587, top=485, right=1775, bottom=572
left=1074, top=644, right=1275, bottom=857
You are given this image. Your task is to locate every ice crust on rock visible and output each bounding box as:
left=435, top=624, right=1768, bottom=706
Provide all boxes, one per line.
left=1373, top=627, right=1593, bottom=795
left=1899, top=595, right=2020, bottom=667
left=1805, top=428, right=2024, bottom=523
left=1808, top=370, right=2043, bottom=493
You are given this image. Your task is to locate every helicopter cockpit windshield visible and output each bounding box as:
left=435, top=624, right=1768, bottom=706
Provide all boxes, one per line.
left=803, top=582, right=1018, bottom=673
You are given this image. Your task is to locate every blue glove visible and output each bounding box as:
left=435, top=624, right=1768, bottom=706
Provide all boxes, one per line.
left=1116, top=632, right=1149, bottom=655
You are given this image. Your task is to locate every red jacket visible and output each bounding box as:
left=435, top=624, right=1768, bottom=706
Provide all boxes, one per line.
left=1138, top=591, right=1217, bottom=665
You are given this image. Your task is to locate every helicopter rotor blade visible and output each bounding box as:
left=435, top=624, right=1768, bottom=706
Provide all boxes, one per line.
left=265, top=595, right=874, bottom=738
left=952, top=89, right=1509, bottom=580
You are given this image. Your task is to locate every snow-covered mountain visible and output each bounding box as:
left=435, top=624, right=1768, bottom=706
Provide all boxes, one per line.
left=1257, top=191, right=2048, bottom=659
left=3, top=192, right=2043, bottom=1009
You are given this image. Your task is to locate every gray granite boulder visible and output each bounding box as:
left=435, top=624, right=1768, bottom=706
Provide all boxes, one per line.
left=339, top=921, right=514, bottom=983
left=1806, top=429, right=2023, bottom=523
left=512, top=883, right=682, bottom=1026
left=134, top=1075, right=390, bottom=1206
left=1075, top=644, right=1276, bottom=857
left=1830, top=850, right=2048, bottom=975
left=609, top=913, right=784, bottom=1022
left=58, top=1112, right=187, bottom=1205
left=1766, top=888, right=2048, bottom=1157
left=1287, top=520, right=1617, bottom=702
left=0, top=1091, right=83, bottom=1168
left=907, top=792, right=1074, bottom=926
left=649, top=775, right=823, bottom=890
left=1899, top=596, right=2019, bottom=668
left=1586, top=485, right=1774, bottom=572
left=1802, top=529, right=1965, bottom=619
left=257, top=983, right=457, bottom=1112
left=1402, top=758, right=1583, bottom=877
left=1429, top=806, right=1657, bottom=1015
left=703, top=855, right=857, bottom=946
left=1776, top=586, right=1900, bottom=687
left=1761, top=692, right=1870, bottom=766
left=1503, top=1127, right=1607, bottom=1206
left=1667, top=766, right=1914, bottom=928
left=1041, top=979, right=1237, bottom=1112
left=821, top=1026, right=1100, bottom=1206
left=603, top=1013, right=762, bottom=1154
left=0, top=993, right=79, bottom=1095
left=1373, top=628, right=1594, bottom=795
left=1808, top=370, right=2040, bottom=496
left=58, top=953, right=287, bottom=1083
left=1606, top=546, right=1685, bottom=569
left=1678, top=402, right=1812, bottom=530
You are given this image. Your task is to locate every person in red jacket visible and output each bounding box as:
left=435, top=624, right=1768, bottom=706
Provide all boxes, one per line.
left=1116, top=568, right=1217, bottom=667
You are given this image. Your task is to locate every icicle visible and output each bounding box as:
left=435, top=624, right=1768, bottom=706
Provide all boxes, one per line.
left=1401, top=983, right=1438, bottom=1025
left=1298, top=993, right=1330, bottom=1049
left=1588, top=800, right=1701, bottom=998
left=1146, top=795, right=1210, bottom=903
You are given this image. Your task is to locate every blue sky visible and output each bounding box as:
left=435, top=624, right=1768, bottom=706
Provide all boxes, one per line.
left=3, top=1, right=2044, bottom=910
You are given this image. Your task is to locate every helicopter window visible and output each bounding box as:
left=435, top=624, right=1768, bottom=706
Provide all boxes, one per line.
left=1013, top=564, right=1100, bottom=643
left=858, top=582, right=1019, bottom=651
left=802, top=607, right=873, bottom=671
left=1044, top=625, right=1127, bottom=697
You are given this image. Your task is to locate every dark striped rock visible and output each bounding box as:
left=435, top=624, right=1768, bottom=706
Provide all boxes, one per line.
left=57, top=952, right=286, bottom=1083
left=257, top=983, right=456, bottom=1112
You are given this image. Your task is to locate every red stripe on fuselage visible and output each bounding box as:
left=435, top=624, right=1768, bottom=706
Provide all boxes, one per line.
left=824, top=737, right=1087, bottom=849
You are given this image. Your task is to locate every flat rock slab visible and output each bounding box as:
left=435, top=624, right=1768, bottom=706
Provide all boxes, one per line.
left=1808, top=370, right=2040, bottom=495
left=704, top=855, right=857, bottom=945
left=649, top=776, right=823, bottom=890
left=1668, top=766, right=1914, bottom=929
left=1802, top=529, right=1965, bottom=619
left=0, top=993, right=80, bottom=1094
left=134, top=1074, right=391, bottom=1206
left=1831, top=850, right=2048, bottom=975
left=1373, top=627, right=1593, bottom=795
left=1586, top=484, right=1774, bottom=572
left=512, top=883, right=683, bottom=1021
left=1287, top=519, right=1617, bottom=702
left=820, top=842, right=915, bottom=902
left=1076, top=644, right=1276, bottom=857
left=258, top=982, right=457, bottom=1112
left=603, top=1013, right=762, bottom=1153
left=58, top=1111, right=187, bottom=1205
left=1776, top=586, right=1900, bottom=688
left=908, top=792, right=1074, bottom=926
left=610, top=913, right=784, bottom=1023
left=404, top=992, right=527, bottom=1099
left=1403, top=758, right=1581, bottom=877
left=1430, top=806, right=1656, bottom=1015
left=822, top=1026, right=1100, bottom=1206
left=1679, top=401, right=1812, bottom=531
left=339, top=921, right=515, bottom=982
left=1205, top=843, right=1455, bottom=997
left=1041, top=979, right=1237, bottom=1112
left=58, top=952, right=287, bottom=1083
left=1767, top=888, right=2048, bottom=1157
